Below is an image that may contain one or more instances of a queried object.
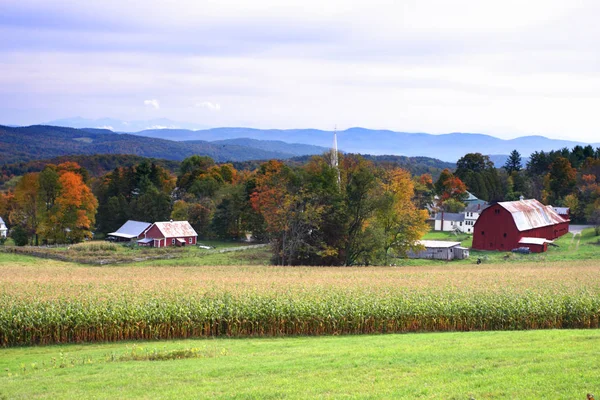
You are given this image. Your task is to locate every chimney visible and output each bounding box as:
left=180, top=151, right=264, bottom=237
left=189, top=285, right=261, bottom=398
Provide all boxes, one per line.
left=519, top=195, right=524, bottom=201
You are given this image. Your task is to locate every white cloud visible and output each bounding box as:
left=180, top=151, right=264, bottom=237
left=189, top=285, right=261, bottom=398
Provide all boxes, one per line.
left=96, top=125, right=114, bottom=130
left=196, top=101, right=221, bottom=112
left=144, top=99, right=160, bottom=109
left=145, top=125, right=177, bottom=130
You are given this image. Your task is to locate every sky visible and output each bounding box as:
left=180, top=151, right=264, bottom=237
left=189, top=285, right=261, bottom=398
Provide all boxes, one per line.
left=1, top=0, right=600, bottom=142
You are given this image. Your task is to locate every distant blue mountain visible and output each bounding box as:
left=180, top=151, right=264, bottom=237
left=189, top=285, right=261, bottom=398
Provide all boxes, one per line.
left=37, top=118, right=600, bottom=162
left=132, top=127, right=599, bottom=162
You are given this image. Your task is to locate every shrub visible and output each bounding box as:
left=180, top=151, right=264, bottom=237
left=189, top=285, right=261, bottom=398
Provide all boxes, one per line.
left=10, top=225, right=29, bottom=246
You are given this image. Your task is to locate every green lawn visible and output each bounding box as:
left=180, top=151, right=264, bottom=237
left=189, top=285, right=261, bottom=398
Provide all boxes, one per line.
left=407, top=228, right=599, bottom=266
left=1, top=330, right=599, bottom=399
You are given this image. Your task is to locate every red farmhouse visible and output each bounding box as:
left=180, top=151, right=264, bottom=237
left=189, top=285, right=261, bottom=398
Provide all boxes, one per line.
left=472, top=199, right=569, bottom=253
left=137, top=220, right=198, bottom=247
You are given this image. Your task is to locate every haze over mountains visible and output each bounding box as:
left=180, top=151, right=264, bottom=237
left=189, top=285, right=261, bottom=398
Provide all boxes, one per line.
left=3, top=120, right=599, bottom=166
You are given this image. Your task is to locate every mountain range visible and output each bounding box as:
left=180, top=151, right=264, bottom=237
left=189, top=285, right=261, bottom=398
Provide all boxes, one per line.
left=0, top=125, right=327, bottom=164
left=41, top=118, right=599, bottom=163
left=3, top=122, right=599, bottom=167
left=120, top=127, right=599, bottom=163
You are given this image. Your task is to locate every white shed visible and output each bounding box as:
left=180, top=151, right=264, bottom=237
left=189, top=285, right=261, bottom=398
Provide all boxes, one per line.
left=408, top=240, right=469, bottom=261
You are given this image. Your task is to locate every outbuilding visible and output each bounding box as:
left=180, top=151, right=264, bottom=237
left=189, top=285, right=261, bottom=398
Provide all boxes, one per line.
left=408, top=240, right=469, bottom=261
left=107, top=220, right=151, bottom=242
left=137, top=220, right=198, bottom=247
left=472, top=198, right=569, bottom=252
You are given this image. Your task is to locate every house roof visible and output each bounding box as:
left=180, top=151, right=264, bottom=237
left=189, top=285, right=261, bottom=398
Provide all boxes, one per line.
left=152, top=221, right=198, bottom=238
left=465, top=191, right=479, bottom=201
left=0, top=217, right=5, bottom=226
left=434, top=213, right=464, bottom=222
left=498, top=199, right=567, bottom=232
left=137, top=238, right=153, bottom=244
left=465, top=202, right=488, bottom=213
left=109, top=220, right=151, bottom=239
left=418, top=240, right=462, bottom=248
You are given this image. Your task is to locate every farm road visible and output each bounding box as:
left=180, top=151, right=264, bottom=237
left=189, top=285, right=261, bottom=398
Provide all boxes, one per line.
left=569, top=225, right=593, bottom=235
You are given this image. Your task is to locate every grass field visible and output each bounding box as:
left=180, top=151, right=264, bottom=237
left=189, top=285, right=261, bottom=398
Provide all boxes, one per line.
left=0, top=330, right=599, bottom=399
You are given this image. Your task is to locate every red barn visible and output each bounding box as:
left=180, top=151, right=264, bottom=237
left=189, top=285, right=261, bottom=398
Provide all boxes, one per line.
left=472, top=199, right=569, bottom=253
left=137, top=220, right=198, bottom=247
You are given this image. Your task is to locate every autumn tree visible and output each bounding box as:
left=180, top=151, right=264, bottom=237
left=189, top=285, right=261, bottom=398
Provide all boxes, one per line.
left=374, top=168, right=429, bottom=264
left=251, top=160, right=323, bottom=265
left=10, top=173, right=40, bottom=245
left=42, top=171, right=98, bottom=243
left=434, top=169, right=468, bottom=209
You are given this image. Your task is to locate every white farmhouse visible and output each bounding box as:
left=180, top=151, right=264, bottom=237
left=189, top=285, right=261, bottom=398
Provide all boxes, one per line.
left=432, top=193, right=488, bottom=234
left=0, top=217, right=7, bottom=238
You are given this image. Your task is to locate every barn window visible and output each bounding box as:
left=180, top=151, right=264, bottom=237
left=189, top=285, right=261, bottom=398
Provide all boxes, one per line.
left=481, top=231, right=485, bottom=235
left=172, top=238, right=175, bottom=245
left=188, top=238, right=192, bottom=244
left=494, top=209, right=500, bottom=215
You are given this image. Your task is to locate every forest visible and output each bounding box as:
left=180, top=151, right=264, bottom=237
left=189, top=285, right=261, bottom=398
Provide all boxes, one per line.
left=0, top=145, right=599, bottom=265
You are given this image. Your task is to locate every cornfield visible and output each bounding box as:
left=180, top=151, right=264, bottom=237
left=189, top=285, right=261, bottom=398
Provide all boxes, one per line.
left=2, top=259, right=600, bottom=347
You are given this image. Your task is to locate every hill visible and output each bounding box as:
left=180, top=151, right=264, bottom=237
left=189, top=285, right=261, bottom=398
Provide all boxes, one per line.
left=1, top=154, right=182, bottom=180
left=0, top=125, right=299, bottom=164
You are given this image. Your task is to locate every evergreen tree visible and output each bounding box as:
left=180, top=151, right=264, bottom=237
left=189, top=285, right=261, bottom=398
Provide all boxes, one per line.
left=504, top=150, right=522, bottom=174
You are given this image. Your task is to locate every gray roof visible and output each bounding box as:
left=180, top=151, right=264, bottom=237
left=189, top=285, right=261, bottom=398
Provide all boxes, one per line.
left=418, top=240, right=462, bottom=248
left=434, top=213, right=464, bottom=222
left=465, top=202, right=488, bottom=213
left=109, top=220, right=151, bottom=239
left=0, top=217, right=5, bottom=225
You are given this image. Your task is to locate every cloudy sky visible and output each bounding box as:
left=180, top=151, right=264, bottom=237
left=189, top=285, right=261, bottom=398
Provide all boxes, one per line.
left=1, top=0, right=600, bottom=141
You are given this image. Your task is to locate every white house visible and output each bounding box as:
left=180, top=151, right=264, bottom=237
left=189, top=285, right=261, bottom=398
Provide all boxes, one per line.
left=433, top=198, right=488, bottom=234
left=0, top=217, right=6, bottom=238
left=434, top=212, right=465, bottom=232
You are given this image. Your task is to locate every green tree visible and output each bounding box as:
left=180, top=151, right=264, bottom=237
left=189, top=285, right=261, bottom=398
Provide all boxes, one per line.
left=504, top=150, right=522, bottom=174
left=546, top=157, right=577, bottom=204
left=10, top=225, right=29, bottom=246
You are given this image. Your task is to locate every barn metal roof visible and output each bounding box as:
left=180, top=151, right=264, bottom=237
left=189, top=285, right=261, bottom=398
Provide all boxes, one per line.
left=519, top=237, right=552, bottom=246
left=418, top=240, right=462, bottom=248
left=153, top=221, right=198, bottom=238
left=498, top=199, right=567, bottom=232
left=109, top=220, right=151, bottom=239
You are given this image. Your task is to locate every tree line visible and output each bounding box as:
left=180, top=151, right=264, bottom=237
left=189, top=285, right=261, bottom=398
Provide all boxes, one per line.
left=1, top=145, right=599, bottom=258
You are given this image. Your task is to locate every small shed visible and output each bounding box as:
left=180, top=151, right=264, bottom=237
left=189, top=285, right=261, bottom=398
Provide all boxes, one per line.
left=518, top=237, right=550, bottom=253
left=408, top=240, right=468, bottom=261
left=108, top=220, right=151, bottom=242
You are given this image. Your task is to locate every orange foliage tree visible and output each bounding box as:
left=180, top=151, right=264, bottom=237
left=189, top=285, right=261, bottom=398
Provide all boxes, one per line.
left=375, top=168, right=430, bottom=263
